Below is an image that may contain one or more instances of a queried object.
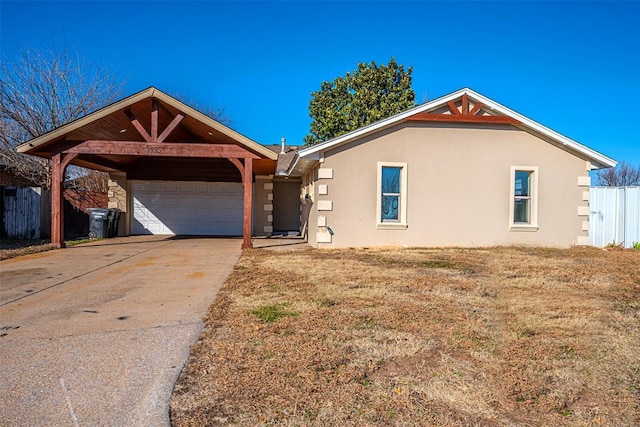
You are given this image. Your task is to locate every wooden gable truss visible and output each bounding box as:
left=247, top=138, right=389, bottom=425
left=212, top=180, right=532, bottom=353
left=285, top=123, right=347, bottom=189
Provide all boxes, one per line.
left=407, top=93, right=521, bottom=125
left=19, top=89, right=277, bottom=249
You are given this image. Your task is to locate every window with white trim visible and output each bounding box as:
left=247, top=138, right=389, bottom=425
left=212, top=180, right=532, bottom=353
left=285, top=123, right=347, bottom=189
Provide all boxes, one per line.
left=509, top=166, right=538, bottom=230
left=377, top=162, right=407, bottom=229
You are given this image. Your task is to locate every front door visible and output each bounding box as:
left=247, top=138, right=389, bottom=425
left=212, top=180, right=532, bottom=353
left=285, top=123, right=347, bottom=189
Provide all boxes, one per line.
left=273, top=180, right=301, bottom=234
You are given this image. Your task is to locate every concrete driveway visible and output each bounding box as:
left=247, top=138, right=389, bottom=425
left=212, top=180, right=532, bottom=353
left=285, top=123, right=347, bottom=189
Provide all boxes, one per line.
left=0, top=236, right=241, bottom=426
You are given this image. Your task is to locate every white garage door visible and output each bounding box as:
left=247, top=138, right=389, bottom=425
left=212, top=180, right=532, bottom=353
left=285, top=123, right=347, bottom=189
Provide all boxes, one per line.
left=132, top=181, right=244, bottom=236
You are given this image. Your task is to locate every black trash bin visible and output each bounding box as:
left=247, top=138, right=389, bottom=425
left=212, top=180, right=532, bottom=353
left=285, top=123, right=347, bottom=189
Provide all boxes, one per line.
left=87, top=208, right=110, bottom=238
left=106, top=208, right=121, bottom=238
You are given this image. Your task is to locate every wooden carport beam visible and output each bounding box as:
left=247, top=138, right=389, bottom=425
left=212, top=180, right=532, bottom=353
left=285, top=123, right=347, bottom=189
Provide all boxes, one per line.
left=158, top=112, right=184, bottom=143
left=229, top=157, right=254, bottom=249
left=63, top=140, right=260, bottom=159
left=50, top=152, right=78, bottom=248
left=73, top=154, right=128, bottom=172
left=124, top=100, right=185, bottom=144
left=151, top=100, right=159, bottom=142
left=124, top=109, right=152, bottom=142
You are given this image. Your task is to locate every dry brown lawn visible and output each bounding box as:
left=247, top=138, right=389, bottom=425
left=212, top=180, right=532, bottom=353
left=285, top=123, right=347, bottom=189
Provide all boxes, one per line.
left=171, top=246, right=639, bottom=426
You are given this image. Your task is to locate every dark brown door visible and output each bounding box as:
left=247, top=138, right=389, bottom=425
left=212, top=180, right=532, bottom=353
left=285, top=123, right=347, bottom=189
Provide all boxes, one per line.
left=273, top=180, right=301, bottom=233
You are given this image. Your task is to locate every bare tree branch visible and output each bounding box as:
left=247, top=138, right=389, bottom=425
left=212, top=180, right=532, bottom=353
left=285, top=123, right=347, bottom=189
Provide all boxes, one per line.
left=0, top=44, right=124, bottom=189
left=596, top=162, right=640, bottom=186
left=66, top=169, right=109, bottom=193
left=165, top=90, right=230, bottom=125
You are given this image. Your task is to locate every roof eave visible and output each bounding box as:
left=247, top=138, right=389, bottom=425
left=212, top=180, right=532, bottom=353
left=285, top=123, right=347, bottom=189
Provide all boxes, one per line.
left=297, top=87, right=616, bottom=169
left=150, top=90, right=277, bottom=160
left=17, top=87, right=278, bottom=161
left=17, top=87, right=156, bottom=154
left=465, top=89, right=617, bottom=169
left=297, top=88, right=469, bottom=158
left=283, top=152, right=301, bottom=176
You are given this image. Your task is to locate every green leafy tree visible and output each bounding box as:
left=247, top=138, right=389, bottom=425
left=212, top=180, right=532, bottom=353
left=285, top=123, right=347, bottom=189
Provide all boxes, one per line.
left=304, top=58, right=415, bottom=145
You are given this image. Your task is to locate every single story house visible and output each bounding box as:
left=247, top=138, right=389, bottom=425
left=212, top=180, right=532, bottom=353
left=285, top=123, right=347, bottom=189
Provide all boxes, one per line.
left=17, top=87, right=616, bottom=248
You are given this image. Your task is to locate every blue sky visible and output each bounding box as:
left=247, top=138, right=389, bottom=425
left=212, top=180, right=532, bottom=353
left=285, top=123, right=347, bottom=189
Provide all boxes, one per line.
left=1, top=1, right=639, bottom=167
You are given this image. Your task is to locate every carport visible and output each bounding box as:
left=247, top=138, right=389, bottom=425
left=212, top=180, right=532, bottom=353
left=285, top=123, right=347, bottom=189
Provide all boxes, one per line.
left=17, top=87, right=278, bottom=249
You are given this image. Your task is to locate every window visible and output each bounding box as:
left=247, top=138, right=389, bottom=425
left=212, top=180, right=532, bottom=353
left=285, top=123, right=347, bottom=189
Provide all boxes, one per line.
left=381, top=166, right=401, bottom=221
left=509, top=166, right=538, bottom=230
left=513, top=171, right=531, bottom=223
left=377, top=162, right=407, bottom=229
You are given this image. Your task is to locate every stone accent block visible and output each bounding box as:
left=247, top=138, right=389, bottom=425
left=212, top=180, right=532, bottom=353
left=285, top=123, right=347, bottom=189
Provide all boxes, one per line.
left=578, top=176, right=591, bottom=186
left=318, top=168, right=333, bottom=179
left=317, top=200, right=333, bottom=211
left=316, top=231, right=332, bottom=243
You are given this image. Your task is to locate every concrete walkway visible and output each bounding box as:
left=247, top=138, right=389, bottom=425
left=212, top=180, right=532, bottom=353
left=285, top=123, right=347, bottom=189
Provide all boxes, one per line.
left=0, top=236, right=241, bottom=426
left=251, top=235, right=311, bottom=251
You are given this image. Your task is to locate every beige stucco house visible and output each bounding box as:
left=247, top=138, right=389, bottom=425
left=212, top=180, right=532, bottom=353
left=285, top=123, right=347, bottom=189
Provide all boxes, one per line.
left=18, top=87, right=615, bottom=249
left=285, top=88, right=616, bottom=248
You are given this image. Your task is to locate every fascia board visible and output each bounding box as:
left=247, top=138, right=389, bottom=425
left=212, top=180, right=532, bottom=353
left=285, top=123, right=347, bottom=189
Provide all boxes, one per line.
left=283, top=153, right=301, bottom=176
left=283, top=152, right=322, bottom=177
left=17, top=87, right=156, bottom=153
left=298, top=87, right=616, bottom=169
left=18, top=87, right=278, bottom=161
left=151, top=90, right=277, bottom=160
left=297, top=89, right=467, bottom=159
left=464, top=89, right=617, bottom=169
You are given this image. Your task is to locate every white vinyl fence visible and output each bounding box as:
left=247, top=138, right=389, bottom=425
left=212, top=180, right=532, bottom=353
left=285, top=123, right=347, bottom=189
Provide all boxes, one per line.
left=589, top=186, right=640, bottom=248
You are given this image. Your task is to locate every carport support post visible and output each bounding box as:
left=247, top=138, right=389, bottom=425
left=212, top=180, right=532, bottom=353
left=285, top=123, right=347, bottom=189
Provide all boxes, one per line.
left=50, top=154, right=64, bottom=248
left=242, top=157, right=253, bottom=249
left=50, top=153, right=77, bottom=248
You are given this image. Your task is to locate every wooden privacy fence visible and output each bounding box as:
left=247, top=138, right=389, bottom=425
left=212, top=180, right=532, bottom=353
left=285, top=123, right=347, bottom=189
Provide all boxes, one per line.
left=1, top=186, right=43, bottom=239
left=1, top=186, right=93, bottom=240
left=589, top=186, right=640, bottom=248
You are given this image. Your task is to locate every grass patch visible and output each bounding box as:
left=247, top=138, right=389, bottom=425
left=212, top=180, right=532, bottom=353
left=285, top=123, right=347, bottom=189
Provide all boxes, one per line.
left=171, top=246, right=640, bottom=426
left=65, top=237, right=104, bottom=247
left=249, top=303, right=299, bottom=322
left=422, top=259, right=460, bottom=269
